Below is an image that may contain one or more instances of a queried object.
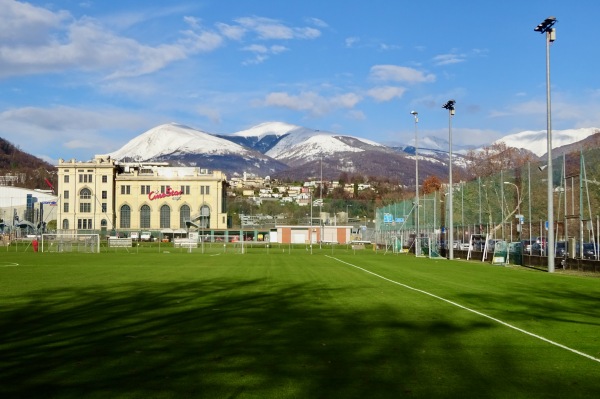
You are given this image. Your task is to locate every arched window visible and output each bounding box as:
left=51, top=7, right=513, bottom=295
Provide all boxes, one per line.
left=101, top=219, right=107, bottom=227
left=120, top=205, right=131, bottom=228
left=179, top=204, right=190, bottom=228
left=79, top=188, right=92, bottom=199
left=140, top=205, right=151, bottom=228
left=62, top=219, right=69, bottom=230
left=160, top=204, right=171, bottom=228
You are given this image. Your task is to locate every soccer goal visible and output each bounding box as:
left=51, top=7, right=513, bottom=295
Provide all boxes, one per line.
left=41, top=233, right=100, bottom=253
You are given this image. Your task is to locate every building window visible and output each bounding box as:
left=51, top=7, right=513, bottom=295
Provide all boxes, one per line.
left=64, top=190, right=69, bottom=199
left=206, top=185, right=210, bottom=195
left=79, top=174, right=92, bottom=183
left=63, top=203, right=69, bottom=213
left=160, top=204, right=171, bottom=228
left=79, top=188, right=91, bottom=200
left=141, top=185, right=150, bottom=195
left=121, top=185, right=130, bottom=195
left=102, top=191, right=107, bottom=199
left=180, top=204, right=190, bottom=228
left=140, top=205, right=151, bottom=228
left=79, top=203, right=91, bottom=213
left=64, top=175, right=69, bottom=183
left=102, top=175, right=107, bottom=183
left=101, top=203, right=107, bottom=213
left=180, top=185, right=190, bottom=195
left=120, top=205, right=131, bottom=228
left=62, top=219, right=69, bottom=230
left=101, top=219, right=107, bottom=227
left=77, top=218, right=92, bottom=230
left=201, top=186, right=204, bottom=195
left=160, top=185, right=166, bottom=194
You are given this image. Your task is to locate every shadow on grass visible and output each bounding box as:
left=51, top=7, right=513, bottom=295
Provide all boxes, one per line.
left=0, top=276, right=597, bottom=398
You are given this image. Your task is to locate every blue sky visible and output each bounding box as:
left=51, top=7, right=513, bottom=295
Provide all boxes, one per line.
left=1, top=0, right=599, bottom=164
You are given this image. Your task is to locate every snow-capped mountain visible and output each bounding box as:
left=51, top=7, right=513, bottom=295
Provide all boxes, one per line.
left=108, top=123, right=247, bottom=160
left=227, top=122, right=435, bottom=179
left=104, top=121, right=600, bottom=183
left=493, top=127, right=600, bottom=157
left=227, top=121, right=384, bottom=165
left=105, top=123, right=288, bottom=176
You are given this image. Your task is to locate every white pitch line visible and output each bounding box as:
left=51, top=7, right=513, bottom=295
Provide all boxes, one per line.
left=0, top=262, right=19, bottom=267
left=326, top=255, right=600, bottom=364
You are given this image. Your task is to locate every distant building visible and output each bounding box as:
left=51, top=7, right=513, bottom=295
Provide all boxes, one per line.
left=56, top=156, right=228, bottom=234
left=0, top=186, right=58, bottom=233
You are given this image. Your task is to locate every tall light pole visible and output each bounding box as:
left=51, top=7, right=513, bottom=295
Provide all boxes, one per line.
left=442, top=100, right=456, bottom=260
left=411, top=110, right=420, bottom=256
left=504, top=181, right=521, bottom=242
left=534, top=16, right=557, bottom=272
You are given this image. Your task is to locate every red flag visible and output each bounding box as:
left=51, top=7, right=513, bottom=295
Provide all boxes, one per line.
left=44, top=178, right=55, bottom=194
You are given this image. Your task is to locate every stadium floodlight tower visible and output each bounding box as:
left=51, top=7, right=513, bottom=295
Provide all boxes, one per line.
left=442, top=100, right=455, bottom=260
left=411, top=111, right=420, bottom=256
left=534, top=16, right=557, bottom=273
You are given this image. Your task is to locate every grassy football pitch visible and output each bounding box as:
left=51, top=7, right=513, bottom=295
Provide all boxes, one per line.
left=1, top=248, right=599, bottom=398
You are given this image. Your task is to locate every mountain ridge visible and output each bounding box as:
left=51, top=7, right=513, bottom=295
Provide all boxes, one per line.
left=103, top=122, right=600, bottom=182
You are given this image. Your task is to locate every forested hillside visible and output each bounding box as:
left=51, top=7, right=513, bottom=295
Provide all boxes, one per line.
left=0, top=137, right=56, bottom=190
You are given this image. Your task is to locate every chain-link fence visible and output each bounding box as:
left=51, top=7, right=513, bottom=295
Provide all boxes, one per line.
left=376, top=148, right=600, bottom=264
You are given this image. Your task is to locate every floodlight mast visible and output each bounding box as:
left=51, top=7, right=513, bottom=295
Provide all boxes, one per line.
left=411, top=111, right=420, bottom=256
left=442, top=100, right=455, bottom=260
left=534, top=16, right=557, bottom=273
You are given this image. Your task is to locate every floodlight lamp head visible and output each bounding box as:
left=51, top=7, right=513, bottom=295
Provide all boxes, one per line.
left=534, top=16, right=557, bottom=33
left=442, top=100, right=456, bottom=112
left=411, top=110, right=418, bottom=115
left=538, top=164, right=548, bottom=172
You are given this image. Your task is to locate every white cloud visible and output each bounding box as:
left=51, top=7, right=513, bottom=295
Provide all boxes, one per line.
left=215, top=22, right=246, bottom=40
left=306, top=17, right=328, bottom=28
left=433, top=53, right=466, bottom=66
left=346, top=110, right=366, bottom=120
left=489, top=100, right=545, bottom=118
left=234, top=16, right=321, bottom=40
left=263, top=91, right=362, bottom=116
left=0, top=2, right=224, bottom=79
left=0, top=0, right=70, bottom=46
left=367, top=86, right=407, bottom=102
left=0, top=105, right=153, bottom=156
left=241, top=44, right=289, bottom=65
left=369, top=65, right=435, bottom=84
left=345, top=37, right=359, bottom=48
left=236, top=17, right=321, bottom=40
left=196, top=106, right=222, bottom=124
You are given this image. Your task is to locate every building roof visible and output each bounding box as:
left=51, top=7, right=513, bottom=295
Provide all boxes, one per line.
left=0, top=186, right=58, bottom=208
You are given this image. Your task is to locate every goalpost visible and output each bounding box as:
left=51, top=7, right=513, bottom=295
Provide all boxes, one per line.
left=41, top=233, right=100, bottom=253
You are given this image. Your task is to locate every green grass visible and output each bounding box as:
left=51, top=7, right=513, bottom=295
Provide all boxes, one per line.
left=1, top=250, right=599, bottom=398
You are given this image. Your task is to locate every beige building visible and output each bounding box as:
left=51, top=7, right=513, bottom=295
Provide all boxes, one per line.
left=57, top=156, right=228, bottom=235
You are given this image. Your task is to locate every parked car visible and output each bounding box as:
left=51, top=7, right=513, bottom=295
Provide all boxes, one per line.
left=555, top=241, right=566, bottom=257
left=140, top=231, right=152, bottom=241
left=521, top=239, right=534, bottom=254
left=582, top=243, right=598, bottom=260
left=531, top=241, right=546, bottom=256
